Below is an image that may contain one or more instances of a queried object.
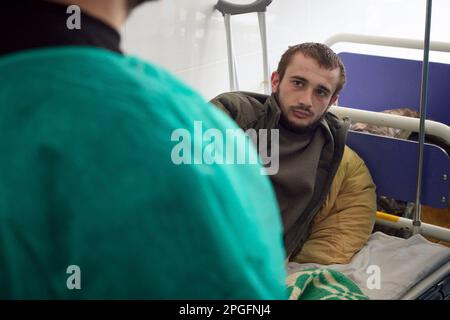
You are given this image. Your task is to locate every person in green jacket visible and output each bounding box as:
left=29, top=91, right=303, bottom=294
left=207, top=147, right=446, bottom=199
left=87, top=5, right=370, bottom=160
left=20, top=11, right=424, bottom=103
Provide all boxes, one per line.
left=0, top=0, right=286, bottom=299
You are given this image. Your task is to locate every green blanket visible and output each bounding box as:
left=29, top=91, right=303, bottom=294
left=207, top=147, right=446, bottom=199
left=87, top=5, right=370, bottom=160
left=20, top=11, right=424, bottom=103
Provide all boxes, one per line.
left=287, top=269, right=369, bottom=300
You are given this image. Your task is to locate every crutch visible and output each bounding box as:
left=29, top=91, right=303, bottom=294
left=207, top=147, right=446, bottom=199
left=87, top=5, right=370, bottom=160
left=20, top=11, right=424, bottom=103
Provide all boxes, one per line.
left=215, top=0, right=273, bottom=94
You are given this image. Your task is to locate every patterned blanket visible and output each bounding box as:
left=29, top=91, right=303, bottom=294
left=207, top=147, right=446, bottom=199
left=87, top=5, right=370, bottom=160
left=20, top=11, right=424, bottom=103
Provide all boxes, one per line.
left=287, top=268, right=369, bottom=300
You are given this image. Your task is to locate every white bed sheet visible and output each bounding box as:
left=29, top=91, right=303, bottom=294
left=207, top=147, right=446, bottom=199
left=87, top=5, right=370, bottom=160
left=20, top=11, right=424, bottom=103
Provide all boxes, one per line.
left=287, top=231, right=450, bottom=300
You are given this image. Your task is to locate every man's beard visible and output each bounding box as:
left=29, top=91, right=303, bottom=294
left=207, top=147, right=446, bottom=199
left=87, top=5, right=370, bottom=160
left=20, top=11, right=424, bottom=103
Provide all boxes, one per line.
left=279, top=111, right=325, bottom=134
left=274, top=93, right=325, bottom=134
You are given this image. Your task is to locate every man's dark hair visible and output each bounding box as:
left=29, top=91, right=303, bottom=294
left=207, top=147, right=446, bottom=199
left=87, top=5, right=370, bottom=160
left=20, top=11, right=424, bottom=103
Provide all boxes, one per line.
left=276, top=42, right=346, bottom=96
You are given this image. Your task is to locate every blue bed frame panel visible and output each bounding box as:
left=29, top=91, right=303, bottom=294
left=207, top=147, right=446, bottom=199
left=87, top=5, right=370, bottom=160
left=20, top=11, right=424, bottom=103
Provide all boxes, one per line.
left=347, top=131, right=450, bottom=208
left=338, top=52, right=450, bottom=127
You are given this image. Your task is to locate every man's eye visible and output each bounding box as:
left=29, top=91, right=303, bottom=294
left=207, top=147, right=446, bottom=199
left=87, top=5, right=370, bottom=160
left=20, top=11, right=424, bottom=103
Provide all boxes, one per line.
left=293, top=80, right=304, bottom=87
left=316, top=89, right=328, bottom=97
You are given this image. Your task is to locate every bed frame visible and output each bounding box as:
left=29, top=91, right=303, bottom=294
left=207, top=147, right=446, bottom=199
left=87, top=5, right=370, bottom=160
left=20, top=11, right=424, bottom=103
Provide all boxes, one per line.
left=326, top=33, right=450, bottom=300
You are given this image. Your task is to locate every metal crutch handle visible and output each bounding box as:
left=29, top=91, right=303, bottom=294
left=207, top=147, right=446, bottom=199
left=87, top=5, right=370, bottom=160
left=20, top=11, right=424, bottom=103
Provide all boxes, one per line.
left=216, top=0, right=273, bottom=93
left=257, top=11, right=270, bottom=94
left=215, top=0, right=272, bottom=16
left=223, top=14, right=239, bottom=91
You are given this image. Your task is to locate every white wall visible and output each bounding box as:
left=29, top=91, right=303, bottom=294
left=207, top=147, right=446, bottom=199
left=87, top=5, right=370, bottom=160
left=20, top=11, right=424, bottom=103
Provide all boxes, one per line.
left=122, top=0, right=450, bottom=100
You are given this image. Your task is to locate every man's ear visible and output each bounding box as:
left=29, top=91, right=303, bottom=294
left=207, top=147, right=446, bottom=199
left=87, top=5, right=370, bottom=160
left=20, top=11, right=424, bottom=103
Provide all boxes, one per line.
left=328, top=94, right=339, bottom=107
left=325, top=94, right=339, bottom=112
left=271, top=72, right=280, bottom=93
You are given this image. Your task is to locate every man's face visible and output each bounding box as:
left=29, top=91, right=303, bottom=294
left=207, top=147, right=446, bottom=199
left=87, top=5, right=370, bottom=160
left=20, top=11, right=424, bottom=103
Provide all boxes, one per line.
left=272, top=53, right=340, bottom=131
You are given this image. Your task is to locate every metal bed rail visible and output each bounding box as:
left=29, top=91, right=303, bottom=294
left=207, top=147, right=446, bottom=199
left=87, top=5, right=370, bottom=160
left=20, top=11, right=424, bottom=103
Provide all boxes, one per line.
left=325, top=0, right=442, bottom=236
left=325, top=33, right=450, bottom=53
left=329, top=106, right=450, bottom=145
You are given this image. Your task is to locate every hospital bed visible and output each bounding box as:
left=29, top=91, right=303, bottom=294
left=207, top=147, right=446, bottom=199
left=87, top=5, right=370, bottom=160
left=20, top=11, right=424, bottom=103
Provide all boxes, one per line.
left=322, top=33, right=450, bottom=300
left=215, top=0, right=450, bottom=300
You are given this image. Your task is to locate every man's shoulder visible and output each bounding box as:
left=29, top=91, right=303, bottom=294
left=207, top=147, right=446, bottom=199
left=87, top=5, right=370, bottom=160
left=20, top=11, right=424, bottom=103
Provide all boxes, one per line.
left=210, top=91, right=271, bottom=128
left=0, top=46, right=199, bottom=104
left=0, top=47, right=239, bottom=154
left=324, top=111, right=350, bottom=148
left=211, top=91, right=268, bottom=109
left=341, top=145, right=363, bottom=165
left=325, top=111, right=350, bottom=131
left=2, top=46, right=215, bottom=121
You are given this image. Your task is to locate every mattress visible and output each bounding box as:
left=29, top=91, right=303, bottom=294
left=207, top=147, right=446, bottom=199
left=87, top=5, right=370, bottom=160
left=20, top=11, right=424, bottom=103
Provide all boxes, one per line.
left=287, top=232, right=450, bottom=300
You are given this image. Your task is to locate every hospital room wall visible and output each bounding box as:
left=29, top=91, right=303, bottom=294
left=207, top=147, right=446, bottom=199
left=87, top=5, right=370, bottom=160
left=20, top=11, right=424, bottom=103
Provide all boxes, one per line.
left=122, top=0, right=450, bottom=101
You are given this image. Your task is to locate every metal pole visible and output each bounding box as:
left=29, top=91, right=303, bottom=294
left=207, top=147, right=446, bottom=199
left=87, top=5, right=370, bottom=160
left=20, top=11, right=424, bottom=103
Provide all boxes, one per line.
left=258, top=11, right=270, bottom=94
left=413, top=0, right=433, bottom=235
left=224, top=14, right=238, bottom=91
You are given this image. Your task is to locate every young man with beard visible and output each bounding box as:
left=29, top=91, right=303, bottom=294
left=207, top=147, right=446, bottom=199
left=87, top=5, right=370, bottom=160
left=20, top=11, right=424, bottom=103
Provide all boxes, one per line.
left=0, top=0, right=286, bottom=299
left=211, top=43, right=377, bottom=265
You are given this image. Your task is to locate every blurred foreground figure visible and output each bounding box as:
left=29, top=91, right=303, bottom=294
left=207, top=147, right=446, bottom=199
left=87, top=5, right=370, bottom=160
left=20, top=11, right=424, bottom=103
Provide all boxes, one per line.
left=0, top=0, right=286, bottom=299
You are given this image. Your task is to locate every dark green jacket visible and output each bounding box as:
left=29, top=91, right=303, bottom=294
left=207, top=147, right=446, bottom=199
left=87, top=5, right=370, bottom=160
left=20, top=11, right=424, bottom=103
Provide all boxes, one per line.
left=211, top=91, right=349, bottom=257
